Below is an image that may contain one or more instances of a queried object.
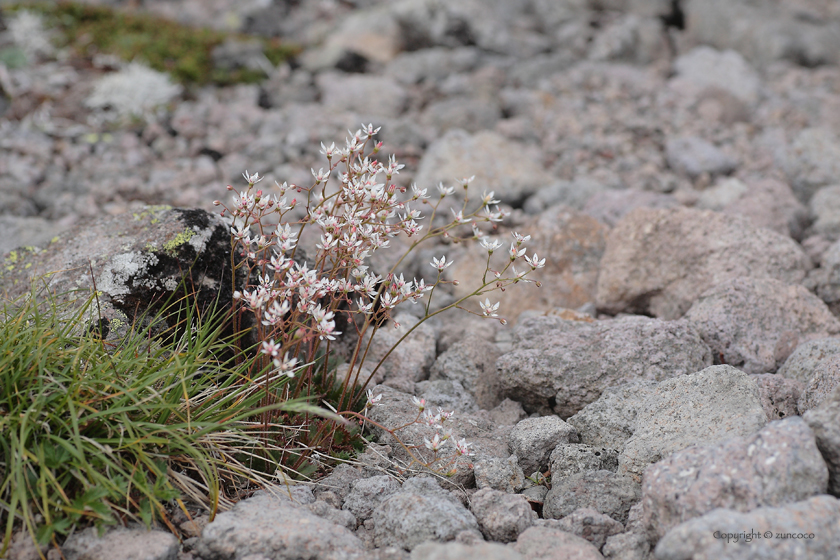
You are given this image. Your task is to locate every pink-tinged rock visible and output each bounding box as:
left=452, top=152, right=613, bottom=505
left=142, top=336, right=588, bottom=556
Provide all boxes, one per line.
left=639, top=417, right=828, bottom=541
left=449, top=205, right=607, bottom=321
left=683, top=277, right=840, bottom=374
left=595, top=207, right=812, bottom=320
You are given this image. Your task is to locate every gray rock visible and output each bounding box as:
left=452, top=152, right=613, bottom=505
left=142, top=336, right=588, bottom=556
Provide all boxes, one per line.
left=669, top=46, right=761, bottom=106
left=429, top=334, right=502, bottom=410
left=523, top=179, right=610, bottom=214
left=496, top=315, right=712, bottom=417
left=316, top=72, right=408, bottom=118
left=551, top=444, right=620, bottom=482
left=308, top=500, right=358, bottom=530
left=751, top=374, right=803, bottom=421
left=469, top=488, right=536, bottom=543
left=683, top=277, right=840, bottom=374
left=314, top=463, right=364, bottom=501
left=714, top=178, right=809, bottom=240
left=595, top=208, right=812, bottom=319
left=807, top=239, right=840, bottom=315
left=61, top=527, right=179, bottom=560
left=619, top=366, right=767, bottom=481
left=514, top=526, right=605, bottom=560
left=508, top=416, right=580, bottom=476
left=415, top=379, right=479, bottom=415
left=804, top=388, right=840, bottom=496
left=653, top=495, right=840, bottom=560
left=581, top=189, right=679, bottom=228
left=639, top=417, right=828, bottom=541
left=372, top=477, right=480, bottom=551
left=683, top=0, right=840, bottom=69
left=385, top=47, right=481, bottom=86
left=784, top=128, right=840, bottom=204
left=543, top=471, right=641, bottom=525
left=0, top=215, right=67, bottom=256
left=342, top=475, right=402, bottom=523
left=808, top=185, right=840, bottom=242
left=797, top=355, right=840, bottom=413
left=361, top=312, right=437, bottom=389
left=553, top=507, right=625, bottom=550
left=567, top=381, right=660, bottom=451
left=419, top=95, right=501, bottom=134
left=196, top=492, right=364, bottom=560
left=413, top=129, right=551, bottom=205
left=474, top=455, right=526, bottom=493
left=603, top=531, right=652, bottom=560
left=409, top=542, right=522, bottom=560
left=588, top=14, right=664, bottom=64
left=778, top=338, right=840, bottom=386
left=665, top=136, right=738, bottom=178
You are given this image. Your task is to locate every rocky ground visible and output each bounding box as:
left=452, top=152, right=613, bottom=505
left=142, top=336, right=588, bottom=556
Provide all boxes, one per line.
left=4, top=0, right=840, bottom=559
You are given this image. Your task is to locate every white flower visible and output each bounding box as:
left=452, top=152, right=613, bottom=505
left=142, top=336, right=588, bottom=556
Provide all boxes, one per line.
left=454, top=438, right=473, bottom=456
left=412, top=396, right=426, bottom=412
left=242, top=170, right=263, bottom=185
left=479, top=298, right=500, bottom=317
left=512, top=232, right=531, bottom=245
left=430, top=255, right=453, bottom=271
left=524, top=253, right=546, bottom=269
left=311, top=167, right=330, bottom=183
left=437, top=183, right=456, bottom=197
left=481, top=190, right=500, bottom=206
left=508, top=243, right=526, bottom=261
left=480, top=238, right=503, bottom=254
left=424, top=433, right=446, bottom=452
left=365, top=389, right=382, bottom=408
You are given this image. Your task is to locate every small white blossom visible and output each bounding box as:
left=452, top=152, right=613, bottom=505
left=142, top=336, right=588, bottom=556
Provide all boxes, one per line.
left=412, top=396, right=426, bottom=412
left=242, top=170, right=263, bottom=185
left=525, top=253, right=546, bottom=269
left=424, top=433, right=446, bottom=452
left=479, top=298, right=500, bottom=317
left=480, top=238, right=503, bottom=254
left=430, top=255, right=454, bottom=271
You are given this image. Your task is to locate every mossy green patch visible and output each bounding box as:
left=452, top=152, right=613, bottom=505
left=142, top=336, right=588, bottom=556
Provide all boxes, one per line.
left=6, top=2, right=300, bottom=86
left=162, top=229, right=196, bottom=256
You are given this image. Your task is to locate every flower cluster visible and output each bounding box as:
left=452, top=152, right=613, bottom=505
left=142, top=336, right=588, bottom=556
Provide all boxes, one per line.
left=216, top=125, right=546, bottom=475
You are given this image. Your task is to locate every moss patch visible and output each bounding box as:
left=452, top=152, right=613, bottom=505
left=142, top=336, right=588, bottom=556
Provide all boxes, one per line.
left=162, top=229, right=196, bottom=257
left=6, top=2, right=300, bottom=85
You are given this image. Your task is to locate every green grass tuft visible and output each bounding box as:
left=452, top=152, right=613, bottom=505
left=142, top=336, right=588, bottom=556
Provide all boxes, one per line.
left=0, top=285, right=329, bottom=557
left=5, top=2, right=300, bottom=85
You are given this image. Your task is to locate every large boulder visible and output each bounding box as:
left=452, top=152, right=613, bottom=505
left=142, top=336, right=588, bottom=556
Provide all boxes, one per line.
left=639, top=417, right=828, bottom=541
left=654, top=496, right=840, bottom=560
left=1, top=206, right=236, bottom=344
left=595, top=208, right=811, bottom=320
left=683, top=277, right=840, bottom=374
left=496, top=315, right=712, bottom=417
left=413, top=129, right=551, bottom=205
left=196, top=491, right=366, bottom=560
left=618, top=365, right=767, bottom=481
